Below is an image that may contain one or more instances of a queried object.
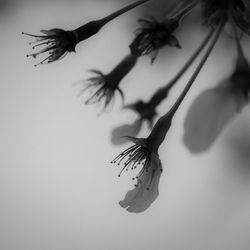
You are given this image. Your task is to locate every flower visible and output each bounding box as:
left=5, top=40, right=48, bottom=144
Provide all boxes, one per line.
left=111, top=137, right=162, bottom=213
left=23, top=29, right=78, bottom=66
left=76, top=69, right=124, bottom=112
left=183, top=59, right=250, bottom=153
left=130, top=16, right=181, bottom=63
left=76, top=54, right=137, bottom=112
left=23, top=0, right=151, bottom=65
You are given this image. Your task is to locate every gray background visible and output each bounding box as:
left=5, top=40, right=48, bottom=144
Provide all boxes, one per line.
left=0, top=0, right=250, bottom=249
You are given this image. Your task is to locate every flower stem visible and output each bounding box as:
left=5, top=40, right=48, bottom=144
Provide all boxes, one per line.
left=108, top=54, right=138, bottom=88
left=98, top=0, right=151, bottom=26
left=75, top=0, right=150, bottom=43
left=149, top=28, right=215, bottom=108
left=231, top=19, right=246, bottom=61
left=148, top=17, right=226, bottom=151
left=173, top=0, right=200, bottom=21
left=168, top=17, right=226, bottom=116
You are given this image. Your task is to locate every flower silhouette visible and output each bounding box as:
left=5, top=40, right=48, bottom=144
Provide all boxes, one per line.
left=76, top=54, right=137, bottom=112
left=23, top=0, right=150, bottom=65
left=23, top=29, right=78, bottom=66
left=130, top=16, right=181, bottom=63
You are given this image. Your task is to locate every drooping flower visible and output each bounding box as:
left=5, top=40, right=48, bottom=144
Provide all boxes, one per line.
left=22, top=0, right=150, bottom=65
left=23, top=29, right=78, bottom=66
left=111, top=118, right=169, bottom=213
left=129, top=0, right=199, bottom=62
left=112, top=19, right=226, bottom=212
left=129, top=16, right=181, bottom=63
left=183, top=58, right=250, bottom=153
left=76, top=54, right=138, bottom=112
left=115, top=140, right=163, bottom=213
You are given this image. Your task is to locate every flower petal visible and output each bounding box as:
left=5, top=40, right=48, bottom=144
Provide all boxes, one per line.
left=183, top=79, right=247, bottom=153
left=119, top=153, right=162, bottom=213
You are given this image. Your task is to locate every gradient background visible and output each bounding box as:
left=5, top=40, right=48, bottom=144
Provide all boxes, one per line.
left=1, top=0, right=250, bottom=249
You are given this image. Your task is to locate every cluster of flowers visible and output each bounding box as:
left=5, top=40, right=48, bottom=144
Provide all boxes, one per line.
left=23, top=0, right=250, bottom=213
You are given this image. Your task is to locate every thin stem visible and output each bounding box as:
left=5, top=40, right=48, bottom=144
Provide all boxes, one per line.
left=168, top=17, right=226, bottom=116
left=147, top=17, right=226, bottom=151
left=174, top=0, right=200, bottom=21
left=149, top=28, right=215, bottom=108
left=231, top=19, right=245, bottom=60
left=98, top=0, right=151, bottom=26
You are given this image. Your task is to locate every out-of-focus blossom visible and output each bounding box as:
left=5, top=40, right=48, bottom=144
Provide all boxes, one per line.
left=110, top=100, right=157, bottom=145
left=183, top=59, right=250, bottom=153
left=76, top=54, right=137, bottom=112
left=129, top=0, right=199, bottom=62
left=130, top=16, right=181, bottom=63
left=23, top=0, right=150, bottom=65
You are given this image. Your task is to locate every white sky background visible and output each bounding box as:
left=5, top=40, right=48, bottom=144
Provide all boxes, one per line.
left=1, top=0, right=250, bottom=249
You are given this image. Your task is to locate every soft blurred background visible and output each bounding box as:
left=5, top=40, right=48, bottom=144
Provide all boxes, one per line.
left=1, top=0, right=250, bottom=249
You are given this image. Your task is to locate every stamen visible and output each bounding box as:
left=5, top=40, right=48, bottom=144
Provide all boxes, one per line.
left=22, top=31, right=46, bottom=38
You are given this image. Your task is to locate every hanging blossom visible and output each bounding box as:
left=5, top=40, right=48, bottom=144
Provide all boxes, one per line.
left=75, top=54, right=138, bottom=112
left=183, top=22, right=250, bottom=153
left=111, top=18, right=226, bottom=212
left=129, top=0, right=199, bottom=63
left=22, top=0, right=150, bottom=66
left=111, top=23, right=217, bottom=145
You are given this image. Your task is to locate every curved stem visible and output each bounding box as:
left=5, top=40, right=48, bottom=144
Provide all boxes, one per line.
left=175, top=0, right=200, bottom=21
left=231, top=17, right=246, bottom=61
left=148, top=17, right=226, bottom=151
left=168, top=0, right=199, bottom=21
left=168, top=17, right=226, bottom=116
left=149, top=28, right=215, bottom=108
left=98, top=0, right=151, bottom=26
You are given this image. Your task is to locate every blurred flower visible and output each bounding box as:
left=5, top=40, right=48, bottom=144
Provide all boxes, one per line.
left=183, top=59, right=250, bottom=153
left=76, top=54, right=137, bottom=112
left=129, top=0, right=199, bottom=62
left=23, top=0, right=150, bottom=65
left=130, top=16, right=181, bottom=63
left=110, top=100, right=157, bottom=145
